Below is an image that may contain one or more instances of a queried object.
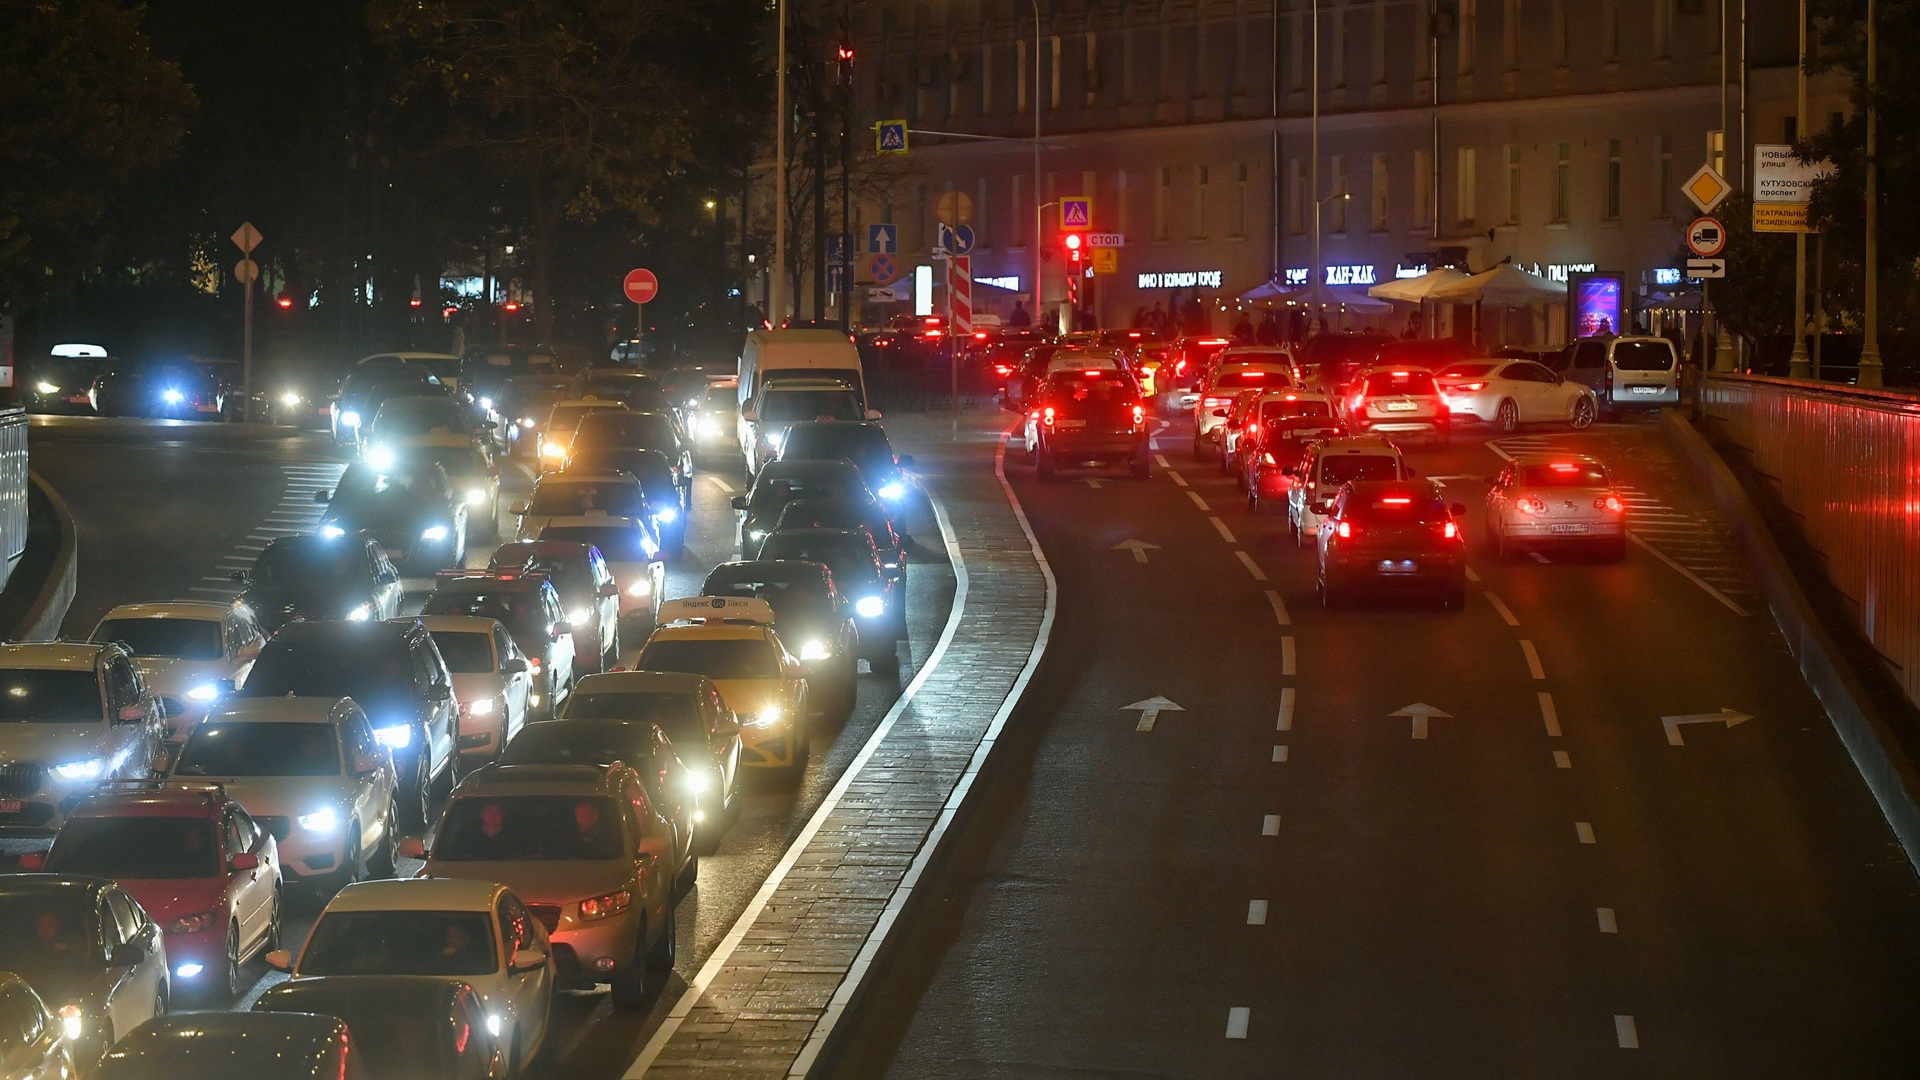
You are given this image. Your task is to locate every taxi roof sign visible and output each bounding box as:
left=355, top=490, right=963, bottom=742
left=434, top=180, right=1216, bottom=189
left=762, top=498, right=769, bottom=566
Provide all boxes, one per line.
left=660, top=596, right=777, bottom=626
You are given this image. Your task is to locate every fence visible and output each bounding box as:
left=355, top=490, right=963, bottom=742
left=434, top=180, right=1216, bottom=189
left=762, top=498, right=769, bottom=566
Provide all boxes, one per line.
left=1699, top=375, right=1920, bottom=707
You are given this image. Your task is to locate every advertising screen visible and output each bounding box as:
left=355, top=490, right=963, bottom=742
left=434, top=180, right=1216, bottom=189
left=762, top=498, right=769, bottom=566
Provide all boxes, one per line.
left=1572, top=275, right=1623, bottom=338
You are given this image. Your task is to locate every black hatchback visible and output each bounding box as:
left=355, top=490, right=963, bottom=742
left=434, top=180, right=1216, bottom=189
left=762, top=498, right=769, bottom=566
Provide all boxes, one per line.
left=317, top=459, right=467, bottom=572
left=99, top=1012, right=363, bottom=1080
left=234, top=534, right=405, bottom=633
left=254, top=975, right=502, bottom=1079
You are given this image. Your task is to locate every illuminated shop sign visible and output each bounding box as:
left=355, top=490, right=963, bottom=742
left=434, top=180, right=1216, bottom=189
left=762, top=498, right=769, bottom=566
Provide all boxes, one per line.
left=1284, top=268, right=1309, bottom=286
left=976, top=276, right=1021, bottom=290
left=1395, top=264, right=1429, bottom=279
left=1531, top=262, right=1596, bottom=283
left=1324, top=264, right=1377, bottom=286
left=1650, top=268, right=1683, bottom=286
left=1137, top=270, right=1224, bottom=289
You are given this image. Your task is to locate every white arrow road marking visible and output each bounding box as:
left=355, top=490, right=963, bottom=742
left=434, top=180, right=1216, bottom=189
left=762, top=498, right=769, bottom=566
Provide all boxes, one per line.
left=1576, top=821, right=1597, bottom=844
left=1124, top=695, right=1184, bottom=731
left=1390, top=702, right=1453, bottom=739
left=1614, top=1015, right=1639, bottom=1049
left=1262, top=814, right=1281, bottom=835
left=1596, top=907, right=1618, bottom=934
left=1272, top=745, right=1288, bottom=762
left=1112, top=539, right=1161, bottom=563
left=1247, top=900, right=1268, bottom=925
left=1226, top=1007, right=1250, bottom=1040
left=1661, top=708, right=1752, bottom=746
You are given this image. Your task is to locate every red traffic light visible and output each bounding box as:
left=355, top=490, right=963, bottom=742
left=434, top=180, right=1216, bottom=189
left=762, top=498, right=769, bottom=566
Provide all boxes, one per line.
left=837, top=43, right=855, bottom=62
left=1063, top=233, right=1083, bottom=251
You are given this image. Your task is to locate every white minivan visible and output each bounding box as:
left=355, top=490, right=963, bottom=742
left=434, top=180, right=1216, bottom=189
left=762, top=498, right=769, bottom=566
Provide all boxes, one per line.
left=736, top=330, right=874, bottom=435
left=1562, top=335, right=1681, bottom=418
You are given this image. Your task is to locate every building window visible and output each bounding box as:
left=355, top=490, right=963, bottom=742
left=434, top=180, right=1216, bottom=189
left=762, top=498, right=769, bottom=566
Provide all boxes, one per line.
left=1289, top=13, right=1305, bottom=90
left=1504, top=144, right=1521, bottom=223
left=1658, top=135, right=1674, bottom=217
left=982, top=43, right=994, bottom=114
left=1011, top=174, right=1026, bottom=247
left=1604, top=139, right=1622, bottom=219
left=1050, top=35, right=1062, bottom=109
left=978, top=178, right=991, bottom=248
left=1288, top=158, right=1306, bottom=234
left=1458, top=0, right=1477, bottom=75
left=1653, top=0, right=1674, bottom=57
left=1602, top=0, right=1619, bottom=61
left=1371, top=153, right=1390, bottom=231
left=1017, top=39, right=1028, bottom=112
left=1553, top=142, right=1572, bottom=222
left=1373, top=0, right=1389, bottom=85
left=1455, top=147, right=1476, bottom=224
left=1503, top=0, right=1521, bottom=71
left=1331, top=156, right=1349, bottom=232
left=1413, top=149, right=1432, bottom=228
left=1155, top=166, right=1172, bottom=240
left=1551, top=0, right=1568, bottom=64
left=1122, top=28, right=1136, bottom=103
left=1086, top=32, right=1099, bottom=107
left=1195, top=166, right=1211, bottom=239
left=1233, top=163, right=1249, bottom=237
left=1330, top=7, right=1347, bottom=88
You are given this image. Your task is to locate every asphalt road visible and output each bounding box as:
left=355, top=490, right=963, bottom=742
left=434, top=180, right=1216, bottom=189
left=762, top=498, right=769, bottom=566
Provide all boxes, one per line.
left=822, top=412, right=1920, bottom=1079
left=24, top=414, right=956, bottom=1075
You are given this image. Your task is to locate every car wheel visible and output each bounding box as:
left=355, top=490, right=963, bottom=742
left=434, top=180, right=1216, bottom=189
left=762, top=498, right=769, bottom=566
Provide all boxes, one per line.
left=1190, top=431, right=1204, bottom=458
left=1570, top=395, right=1596, bottom=429
left=646, top=902, right=678, bottom=970
left=1035, top=449, right=1055, bottom=481
left=407, top=764, right=431, bottom=830
left=1496, top=398, right=1520, bottom=433
left=367, top=799, right=400, bottom=877
left=1494, top=523, right=1514, bottom=561
left=611, top=928, right=648, bottom=1009
left=220, top=922, right=242, bottom=998
left=1247, top=485, right=1260, bottom=512
left=603, top=630, right=620, bottom=672
left=675, top=852, right=699, bottom=896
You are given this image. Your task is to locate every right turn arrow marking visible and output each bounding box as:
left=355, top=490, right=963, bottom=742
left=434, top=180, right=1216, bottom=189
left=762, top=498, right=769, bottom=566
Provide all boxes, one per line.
left=1661, top=708, right=1751, bottom=746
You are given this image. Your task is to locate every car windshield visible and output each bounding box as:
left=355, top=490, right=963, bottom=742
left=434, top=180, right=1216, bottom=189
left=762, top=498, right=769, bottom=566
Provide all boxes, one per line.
left=1363, top=371, right=1439, bottom=396
left=703, top=385, right=738, bottom=408
left=400, top=445, right=486, bottom=481
left=429, top=631, right=494, bottom=674
left=332, top=462, right=444, bottom=507
left=757, top=533, right=877, bottom=584
left=1521, top=463, right=1613, bottom=487
left=372, top=398, right=464, bottom=436
left=1046, top=373, right=1135, bottom=405
left=1260, top=399, right=1332, bottom=423
left=1612, top=341, right=1675, bottom=371
left=556, top=697, right=706, bottom=752
left=773, top=499, right=864, bottom=531
left=433, top=795, right=624, bottom=861
left=1346, top=493, right=1450, bottom=523
left=422, top=592, right=547, bottom=644
left=0, top=671, right=102, bottom=723
left=1214, top=369, right=1289, bottom=389
left=577, top=412, right=677, bottom=447
left=49, top=817, right=222, bottom=880
left=502, top=720, right=653, bottom=766
left=92, top=618, right=223, bottom=661
left=241, top=640, right=414, bottom=707
left=1320, top=455, right=1402, bottom=485
left=301, top=910, right=497, bottom=977
left=490, top=547, right=593, bottom=598
left=749, top=470, right=865, bottom=512
left=528, top=482, right=644, bottom=518
left=252, top=539, right=365, bottom=587
left=547, top=405, right=622, bottom=438
left=781, top=426, right=891, bottom=469
left=638, top=639, right=781, bottom=680
left=762, top=389, right=863, bottom=423
left=542, top=525, right=650, bottom=562
left=0, top=896, right=97, bottom=969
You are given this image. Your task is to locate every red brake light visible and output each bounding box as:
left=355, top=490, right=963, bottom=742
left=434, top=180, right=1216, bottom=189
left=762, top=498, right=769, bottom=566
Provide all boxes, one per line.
left=1391, top=370, right=1409, bottom=376
left=923, top=330, right=940, bottom=338
left=1381, top=496, right=1412, bottom=505
left=1247, top=423, right=1259, bottom=435
left=1129, top=331, right=1142, bottom=338
left=1336, top=521, right=1353, bottom=538
left=924, top=316, right=941, bottom=324
left=1444, top=521, right=1460, bottom=539
left=278, top=296, right=294, bottom=309
left=1550, top=462, right=1580, bottom=472
left=994, top=364, right=1012, bottom=376
left=1201, top=338, right=1228, bottom=345
left=1284, top=394, right=1297, bottom=400
left=1262, top=452, right=1277, bottom=465
left=975, top=332, right=988, bottom=340
left=1043, top=407, right=1055, bottom=426
left=1517, top=497, right=1546, bottom=515
left=1132, top=404, right=1145, bottom=425
left=1457, top=381, right=1486, bottom=391
left=1083, top=369, right=1103, bottom=377
left=1598, top=496, right=1624, bottom=512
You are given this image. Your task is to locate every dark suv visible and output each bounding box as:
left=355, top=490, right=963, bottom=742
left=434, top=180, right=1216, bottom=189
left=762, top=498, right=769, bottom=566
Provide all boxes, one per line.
left=237, top=619, right=456, bottom=828
left=421, top=571, right=577, bottom=720
left=1032, top=367, right=1150, bottom=481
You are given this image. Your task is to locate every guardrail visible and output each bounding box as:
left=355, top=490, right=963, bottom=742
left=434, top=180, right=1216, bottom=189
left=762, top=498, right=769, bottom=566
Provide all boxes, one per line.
left=1698, top=374, right=1920, bottom=707
left=0, top=409, right=28, bottom=591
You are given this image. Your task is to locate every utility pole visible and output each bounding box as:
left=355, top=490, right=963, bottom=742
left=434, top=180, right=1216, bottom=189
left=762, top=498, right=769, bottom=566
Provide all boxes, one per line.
left=1030, top=1, right=1043, bottom=333
left=839, top=16, right=854, bottom=331
left=772, top=0, right=788, bottom=328
left=1859, top=0, right=1883, bottom=387
left=1788, top=0, right=1810, bottom=378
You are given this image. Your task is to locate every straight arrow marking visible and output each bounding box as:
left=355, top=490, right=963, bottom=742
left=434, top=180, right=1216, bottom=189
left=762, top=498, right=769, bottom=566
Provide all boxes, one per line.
left=1661, top=708, right=1752, bottom=746
left=1124, top=695, right=1184, bottom=731
left=1390, top=702, right=1453, bottom=740
left=1112, top=539, right=1161, bottom=563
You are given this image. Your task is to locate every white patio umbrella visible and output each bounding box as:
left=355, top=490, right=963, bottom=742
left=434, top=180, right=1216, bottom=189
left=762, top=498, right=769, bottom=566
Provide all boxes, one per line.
left=1366, top=267, right=1470, bottom=302
left=1427, top=263, right=1567, bottom=305
left=1281, top=280, right=1393, bottom=314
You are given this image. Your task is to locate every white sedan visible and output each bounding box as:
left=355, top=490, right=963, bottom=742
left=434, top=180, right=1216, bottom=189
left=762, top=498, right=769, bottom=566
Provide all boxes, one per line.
left=89, top=602, right=265, bottom=742
left=418, top=615, right=534, bottom=765
left=1434, top=359, right=1597, bottom=432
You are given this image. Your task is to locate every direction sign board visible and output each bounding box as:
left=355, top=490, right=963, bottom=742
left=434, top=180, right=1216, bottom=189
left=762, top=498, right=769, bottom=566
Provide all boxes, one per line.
left=867, top=223, right=897, bottom=254
left=1682, top=165, right=1731, bottom=215
left=868, top=253, right=899, bottom=286
left=828, top=263, right=849, bottom=294
left=1686, top=217, right=1726, bottom=258
left=935, top=191, right=973, bottom=226
left=1091, top=248, right=1119, bottom=275
left=1686, top=258, right=1727, bottom=279
left=231, top=222, right=263, bottom=255
left=1061, top=197, right=1093, bottom=229
left=622, top=268, right=660, bottom=304
left=876, top=120, right=908, bottom=155
left=1087, top=233, right=1125, bottom=248
left=1753, top=203, right=1812, bottom=233
left=949, top=224, right=976, bottom=256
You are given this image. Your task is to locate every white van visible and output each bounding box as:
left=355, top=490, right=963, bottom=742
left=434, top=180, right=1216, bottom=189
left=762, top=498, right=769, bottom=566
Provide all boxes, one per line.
left=737, top=329, right=870, bottom=414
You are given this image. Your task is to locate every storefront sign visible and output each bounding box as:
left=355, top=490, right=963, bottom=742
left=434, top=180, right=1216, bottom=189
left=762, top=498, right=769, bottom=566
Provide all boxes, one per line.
left=1137, top=270, right=1223, bottom=289
left=1649, top=268, right=1683, bottom=286
left=1394, top=264, right=1429, bottom=279
left=1536, top=262, right=1596, bottom=283
left=975, top=275, right=1021, bottom=291
left=1324, top=264, right=1377, bottom=286
left=1283, top=268, right=1309, bottom=286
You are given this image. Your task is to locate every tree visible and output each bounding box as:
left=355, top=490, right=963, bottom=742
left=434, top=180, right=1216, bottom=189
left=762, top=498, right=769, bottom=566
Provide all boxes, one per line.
left=0, top=0, right=194, bottom=309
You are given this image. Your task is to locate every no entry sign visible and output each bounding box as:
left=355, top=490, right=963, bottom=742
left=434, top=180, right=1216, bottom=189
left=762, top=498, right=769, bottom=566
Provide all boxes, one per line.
left=623, top=268, right=660, bottom=305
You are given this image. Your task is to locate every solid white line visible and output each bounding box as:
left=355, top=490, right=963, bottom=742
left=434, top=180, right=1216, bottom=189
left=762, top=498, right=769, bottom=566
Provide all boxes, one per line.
left=1247, top=900, right=1268, bottom=925
left=1615, top=1015, right=1639, bottom=1049
left=1265, top=589, right=1291, bottom=626
left=1262, top=814, right=1281, bottom=836
left=232, top=545, right=265, bottom=552
left=1209, top=517, right=1237, bottom=543
left=1539, top=692, right=1561, bottom=737
left=1576, top=821, right=1597, bottom=845
left=1597, top=907, right=1619, bottom=934
left=1553, top=750, right=1572, bottom=769
left=1463, top=565, right=1481, bottom=582
left=1168, top=470, right=1188, bottom=487
left=1280, top=636, right=1295, bottom=676
left=1226, top=1007, right=1250, bottom=1040
left=1276, top=687, right=1295, bottom=731
left=1154, top=454, right=1170, bottom=469
left=1187, top=491, right=1210, bottom=510
left=1272, top=745, right=1288, bottom=762
left=707, top=475, right=735, bottom=494
left=1520, top=639, right=1545, bottom=680
left=1628, top=531, right=1750, bottom=616
left=186, top=586, right=231, bottom=594
left=1486, top=592, right=1520, bottom=626
left=1486, top=440, right=1514, bottom=462
left=1235, top=550, right=1268, bottom=581
left=778, top=429, right=1059, bottom=1080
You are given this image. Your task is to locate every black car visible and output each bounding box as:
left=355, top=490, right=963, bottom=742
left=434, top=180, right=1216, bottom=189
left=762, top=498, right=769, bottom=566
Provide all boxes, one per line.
left=562, top=445, right=687, bottom=556
left=1316, top=479, right=1470, bottom=610
left=237, top=619, right=458, bottom=828
left=702, top=559, right=860, bottom=708
left=90, top=360, right=223, bottom=420
left=317, top=458, right=467, bottom=573
left=234, top=534, right=405, bottom=633
left=776, top=421, right=915, bottom=525
left=99, top=1012, right=364, bottom=1080
left=23, top=352, right=113, bottom=414
left=332, top=361, right=438, bottom=445
left=421, top=572, right=577, bottom=720
left=501, top=713, right=716, bottom=850
left=571, top=368, right=676, bottom=412
left=253, top=976, right=501, bottom=1080
left=753, top=528, right=903, bottom=673
left=0, top=876, right=169, bottom=1069
left=569, top=411, right=694, bottom=511
left=393, top=441, right=502, bottom=542
left=457, top=345, right=560, bottom=414
left=732, top=459, right=899, bottom=571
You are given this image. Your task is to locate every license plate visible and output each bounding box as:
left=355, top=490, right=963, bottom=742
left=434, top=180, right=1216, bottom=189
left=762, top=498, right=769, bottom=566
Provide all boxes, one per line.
left=0, top=801, right=21, bottom=814
left=1550, top=523, right=1590, bottom=534
left=1378, top=559, right=1418, bottom=573
left=1382, top=401, right=1418, bottom=412
left=1630, top=385, right=1662, bottom=395
left=1054, top=419, right=1086, bottom=429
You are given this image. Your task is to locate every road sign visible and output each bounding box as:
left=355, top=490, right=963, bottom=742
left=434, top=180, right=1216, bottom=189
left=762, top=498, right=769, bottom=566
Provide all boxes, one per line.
left=622, top=268, right=659, bottom=304
left=1087, top=232, right=1125, bottom=248
left=949, top=224, right=976, bottom=256
left=828, top=263, right=849, bottom=294
left=867, top=223, right=897, bottom=254
left=827, top=234, right=849, bottom=264
left=1123, top=696, right=1184, bottom=732
left=1686, top=258, right=1727, bottom=279
left=1091, top=248, right=1119, bottom=275
left=233, top=259, right=260, bottom=285
left=1682, top=165, right=1731, bottom=215
left=1753, top=203, right=1812, bottom=233
left=1661, top=708, right=1751, bottom=746
left=935, top=191, right=973, bottom=226
left=231, top=221, right=263, bottom=255
left=948, top=255, right=972, bottom=335
left=1686, top=217, right=1726, bottom=258
left=1061, top=197, right=1092, bottom=229
left=868, top=253, right=898, bottom=285
left=876, top=120, right=908, bottom=155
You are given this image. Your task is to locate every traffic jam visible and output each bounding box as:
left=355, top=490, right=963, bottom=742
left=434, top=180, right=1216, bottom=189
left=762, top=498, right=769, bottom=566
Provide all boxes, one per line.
left=0, top=330, right=930, bottom=1076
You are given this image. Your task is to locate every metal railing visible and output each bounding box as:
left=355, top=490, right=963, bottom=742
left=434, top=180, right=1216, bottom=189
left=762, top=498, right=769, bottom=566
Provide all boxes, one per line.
left=0, top=409, right=28, bottom=590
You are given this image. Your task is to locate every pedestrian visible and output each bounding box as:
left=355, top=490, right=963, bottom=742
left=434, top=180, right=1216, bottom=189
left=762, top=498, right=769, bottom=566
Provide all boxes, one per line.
left=1256, top=311, right=1280, bottom=345
left=1008, top=301, right=1032, bottom=327
left=1146, top=301, right=1167, bottom=331
left=1315, top=315, right=1330, bottom=336
left=1288, top=309, right=1306, bottom=342
left=1233, top=311, right=1254, bottom=342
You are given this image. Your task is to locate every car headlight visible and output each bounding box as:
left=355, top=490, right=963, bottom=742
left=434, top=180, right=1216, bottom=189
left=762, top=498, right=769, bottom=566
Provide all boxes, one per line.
left=577, top=889, right=631, bottom=922
left=626, top=579, right=652, bottom=597
left=569, top=607, right=590, bottom=626
left=486, top=1013, right=502, bottom=1037
left=373, top=724, right=412, bottom=750
left=298, top=807, right=339, bottom=833
left=521, top=418, right=536, bottom=429
left=466, top=488, right=487, bottom=506
left=747, top=529, right=766, bottom=542
left=765, top=431, right=786, bottom=451
left=652, top=505, right=678, bottom=524
left=799, top=640, right=831, bottom=661
left=683, top=770, right=712, bottom=794
left=186, top=684, right=219, bottom=702
left=878, top=481, right=906, bottom=500
left=52, top=758, right=105, bottom=781
left=281, top=391, right=302, bottom=407
left=166, top=911, right=216, bottom=935
left=59, top=1005, right=82, bottom=1041
left=365, top=446, right=396, bottom=470
left=34, top=382, right=58, bottom=395
left=467, top=697, right=494, bottom=716
left=161, top=388, right=185, bottom=405
left=541, top=441, right=567, bottom=458
left=340, top=410, right=361, bottom=427
left=421, top=525, right=450, bottom=541
left=855, top=596, right=885, bottom=619
left=479, top=397, right=494, bottom=411
left=346, top=602, right=372, bottom=621
left=174, top=962, right=205, bottom=978
left=319, top=524, right=347, bottom=539
left=747, top=707, right=782, bottom=728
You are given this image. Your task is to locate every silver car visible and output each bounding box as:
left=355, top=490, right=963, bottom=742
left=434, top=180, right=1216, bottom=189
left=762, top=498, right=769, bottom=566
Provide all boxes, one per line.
left=0, top=643, right=167, bottom=837
left=88, top=603, right=266, bottom=744
left=1285, top=436, right=1412, bottom=547
left=1484, top=454, right=1628, bottom=560
left=419, top=615, right=534, bottom=765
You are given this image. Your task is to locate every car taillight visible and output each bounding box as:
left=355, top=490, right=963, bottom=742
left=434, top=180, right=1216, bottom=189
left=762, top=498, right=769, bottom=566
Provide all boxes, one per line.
left=1336, top=521, right=1353, bottom=538
left=1456, top=382, right=1486, bottom=392
left=1262, top=452, right=1277, bottom=465
left=528, top=657, right=542, bottom=674
left=1597, top=495, right=1624, bottom=512
left=1043, top=407, right=1055, bottom=426
left=1132, top=404, right=1144, bottom=426
left=994, top=364, right=1012, bottom=376
left=1517, top=497, right=1546, bottom=515
left=1443, top=521, right=1460, bottom=539
left=1246, top=423, right=1259, bottom=435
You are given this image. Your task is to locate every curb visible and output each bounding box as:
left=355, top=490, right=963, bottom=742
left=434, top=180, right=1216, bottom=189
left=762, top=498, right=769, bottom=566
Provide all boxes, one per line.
left=1660, top=407, right=1920, bottom=874
left=8, top=473, right=78, bottom=642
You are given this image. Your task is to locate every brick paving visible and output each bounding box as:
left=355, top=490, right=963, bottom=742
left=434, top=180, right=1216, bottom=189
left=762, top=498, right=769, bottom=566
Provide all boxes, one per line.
left=633, top=409, right=1049, bottom=1079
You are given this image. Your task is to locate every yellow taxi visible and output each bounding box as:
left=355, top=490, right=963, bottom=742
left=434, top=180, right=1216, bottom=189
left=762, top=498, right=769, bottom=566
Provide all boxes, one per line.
left=631, top=597, right=812, bottom=773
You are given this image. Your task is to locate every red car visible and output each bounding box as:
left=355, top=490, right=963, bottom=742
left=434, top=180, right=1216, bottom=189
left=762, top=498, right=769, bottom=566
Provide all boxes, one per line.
left=22, top=782, right=283, bottom=998
left=1242, top=392, right=1345, bottom=510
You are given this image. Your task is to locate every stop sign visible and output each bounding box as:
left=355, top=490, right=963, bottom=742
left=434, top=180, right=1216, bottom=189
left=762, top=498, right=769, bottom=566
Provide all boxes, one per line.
left=623, top=268, right=659, bottom=305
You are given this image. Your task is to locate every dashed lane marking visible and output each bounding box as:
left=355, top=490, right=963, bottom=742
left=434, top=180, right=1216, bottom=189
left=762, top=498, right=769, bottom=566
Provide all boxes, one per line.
left=1281, top=637, right=1295, bottom=676
left=1276, top=688, right=1295, bottom=731
left=1235, top=551, right=1268, bottom=581
left=1539, top=692, right=1561, bottom=737
left=1553, top=750, right=1572, bottom=769
left=1262, top=815, right=1281, bottom=836
left=707, top=475, right=735, bottom=494
left=1272, top=745, right=1288, bottom=762
left=1520, top=639, right=1546, bottom=679
left=1486, top=592, right=1520, bottom=626
left=1187, top=491, right=1210, bottom=510
left=1168, top=471, right=1189, bottom=487
left=1209, top=517, right=1237, bottom=543
left=1266, top=589, right=1291, bottom=626
left=1247, top=900, right=1268, bottom=925
left=1463, top=565, right=1481, bottom=582
left=1597, top=908, right=1619, bottom=934
left=1153, top=454, right=1170, bottom=469
left=1529, top=550, right=1551, bottom=563
left=1615, top=1015, right=1640, bottom=1049
left=1576, top=821, right=1597, bottom=844
left=1226, top=1008, right=1250, bottom=1040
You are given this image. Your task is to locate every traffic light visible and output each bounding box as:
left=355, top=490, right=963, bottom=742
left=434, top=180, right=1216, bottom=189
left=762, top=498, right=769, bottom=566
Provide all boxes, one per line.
left=1063, top=230, right=1085, bottom=266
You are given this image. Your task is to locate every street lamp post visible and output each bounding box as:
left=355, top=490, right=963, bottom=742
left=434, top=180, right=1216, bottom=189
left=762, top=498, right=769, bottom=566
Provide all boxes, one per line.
left=1030, top=1, right=1042, bottom=332
left=1789, top=0, right=1810, bottom=379
left=1859, top=0, right=1883, bottom=387
left=1312, top=192, right=1352, bottom=301
left=771, top=0, right=787, bottom=327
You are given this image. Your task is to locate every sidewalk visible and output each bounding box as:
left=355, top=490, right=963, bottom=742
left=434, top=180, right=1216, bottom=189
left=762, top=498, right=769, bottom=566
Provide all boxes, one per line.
left=626, top=407, right=1053, bottom=1079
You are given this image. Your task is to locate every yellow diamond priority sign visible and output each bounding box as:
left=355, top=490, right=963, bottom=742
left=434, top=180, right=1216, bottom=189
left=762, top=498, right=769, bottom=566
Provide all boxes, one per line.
left=1683, top=165, right=1732, bottom=215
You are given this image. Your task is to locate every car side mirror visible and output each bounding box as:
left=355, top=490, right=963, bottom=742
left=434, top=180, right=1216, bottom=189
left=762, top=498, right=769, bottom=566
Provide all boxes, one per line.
left=230, top=852, right=259, bottom=872
left=1281, top=466, right=1297, bottom=477
left=741, top=407, right=758, bottom=422
left=479, top=420, right=497, bottom=430
left=398, top=836, right=429, bottom=860
left=264, top=949, right=292, bottom=972
left=17, top=852, right=44, bottom=871
left=598, top=582, right=619, bottom=597
left=637, top=832, right=671, bottom=858
left=352, top=751, right=382, bottom=775
left=429, top=683, right=451, bottom=702
left=117, top=705, right=145, bottom=724
left=730, top=495, right=749, bottom=511
left=1451, top=502, right=1468, bottom=516
left=865, top=409, right=884, bottom=420
left=111, top=941, right=147, bottom=966
left=500, top=658, right=528, bottom=675
left=554, top=622, right=573, bottom=637
left=509, top=948, right=549, bottom=974
left=508, top=501, right=529, bottom=516
left=896, top=454, right=915, bottom=468
left=314, top=489, right=331, bottom=503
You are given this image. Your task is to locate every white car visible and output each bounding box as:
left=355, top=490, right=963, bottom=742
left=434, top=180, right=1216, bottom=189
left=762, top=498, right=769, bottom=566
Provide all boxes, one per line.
left=1435, top=359, right=1598, bottom=432
left=511, top=471, right=648, bottom=544
left=535, top=517, right=665, bottom=630
left=169, top=697, right=400, bottom=889
left=0, top=642, right=167, bottom=836
left=1484, top=453, right=1628, bottom=560
left=88, top=602, right=266, bottom=743
left=1192, top=357, right=1297, bottom=458
left=268, top=878, right=555, bottom=1074
left=418, top=615, right=534, bottom=765
left=536, top=399, right=627, bottom=473
left=1285, top=436, right=1414, bottom=547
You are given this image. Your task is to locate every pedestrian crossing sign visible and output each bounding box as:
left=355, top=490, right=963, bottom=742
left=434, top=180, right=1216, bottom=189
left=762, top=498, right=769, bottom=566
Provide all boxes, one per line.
left=1061, top=197, right=1092, bottom=229
left=876, top=121, right=908, bottom=155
